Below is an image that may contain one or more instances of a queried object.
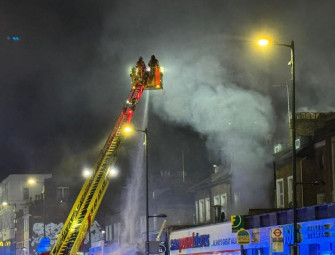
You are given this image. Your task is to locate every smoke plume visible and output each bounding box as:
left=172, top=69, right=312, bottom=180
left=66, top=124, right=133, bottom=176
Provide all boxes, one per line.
left=151, top=53, right=275, bottom=213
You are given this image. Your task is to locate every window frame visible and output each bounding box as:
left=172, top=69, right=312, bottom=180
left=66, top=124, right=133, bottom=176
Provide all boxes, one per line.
left=195, top=201, right=199, bottom=223
left=276, top=178, right=285, bottom=208
left=199, top=199, right=205, bottom=223
left=205, top=197, right=210, bottom=222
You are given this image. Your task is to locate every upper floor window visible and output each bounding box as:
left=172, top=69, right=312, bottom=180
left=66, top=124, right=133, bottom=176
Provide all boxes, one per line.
left=195, top=201, right=199, bottom=224
left=213, top=193, right=228, bottom=212
left=205, top=197, right=210, bottom=222
left=276, top=178, right=284, bottom=208
left=57, top=187, right=69, bottom=201
left=220, top=193, right=227, bottom=208
left=295, top=138, right=301, bottom=149
left=317, top=193, right=325, bottom=205
left=23, top=188, right=29, bottom=200
left=213, top=195, right=220, bottom=206
left=199, top=199, right=205, bottom=223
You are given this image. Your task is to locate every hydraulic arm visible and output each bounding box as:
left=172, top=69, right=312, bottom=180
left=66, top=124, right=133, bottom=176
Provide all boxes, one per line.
left=50, top=59, right=163, bottom=255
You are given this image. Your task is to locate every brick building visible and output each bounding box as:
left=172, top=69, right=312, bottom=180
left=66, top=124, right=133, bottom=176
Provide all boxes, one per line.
left=274, top=112, right=335, bottom=209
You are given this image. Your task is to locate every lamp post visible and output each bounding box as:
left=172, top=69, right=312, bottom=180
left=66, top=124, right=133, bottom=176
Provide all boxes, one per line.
left=258, top=39, right=297, bottom=255
left=2, top=202, right=17, bottom=255
left=147, top=214, right=167, bottom=234
left=82, top=169, right=92, bottom=250
left=123, top=126, right=149, bottom=254
left=27, top=178, right=46, bottom=238
left=139, top=128, right=149, bottom=255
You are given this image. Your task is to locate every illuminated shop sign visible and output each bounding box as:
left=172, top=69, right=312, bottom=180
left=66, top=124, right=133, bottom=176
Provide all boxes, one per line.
left=246, top=218, right=335, bottom=249
left=0, top=241, right=11, bottom=247
left=242, top=217, right=335, bottom=254
left=169, top=223, right=240, bottom=254
left=170, top=232, right=240, bottom=253
left=283, top=219, right=335, bottom=245
left=170, top=232, right=210, bottom=252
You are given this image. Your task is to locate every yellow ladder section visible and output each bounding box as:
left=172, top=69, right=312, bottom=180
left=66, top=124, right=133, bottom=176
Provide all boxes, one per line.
left=50, top=84, right=145, bottom=255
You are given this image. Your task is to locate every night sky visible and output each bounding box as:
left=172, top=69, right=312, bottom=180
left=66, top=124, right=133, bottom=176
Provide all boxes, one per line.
left=1, top=0, right=335, bottom=209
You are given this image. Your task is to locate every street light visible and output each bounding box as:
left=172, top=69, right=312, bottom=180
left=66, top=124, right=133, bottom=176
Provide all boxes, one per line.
left=82, top=168, right=93, bottom=178
left=27, top=178, right=46, bottom=238
left=2, top=202, right=17, bottom=255
left=108, top=166, right=119, bottom=178
left=123, top=125, right=149, bottom=255
left=82, top=168, right=92, bottom=249
left=258, top=38, right=297, bottom=255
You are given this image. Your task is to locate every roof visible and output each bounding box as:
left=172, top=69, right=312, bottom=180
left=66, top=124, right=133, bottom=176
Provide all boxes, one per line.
left=189, top=169, right=231, bottom=192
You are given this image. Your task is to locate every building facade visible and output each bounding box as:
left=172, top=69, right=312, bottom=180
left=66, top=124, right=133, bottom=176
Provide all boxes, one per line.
left=0, top=174, right=52, bottom=255
left=169, top=203, right=335, bottom=255
left=274, top=112, right=335, bottom=209
left=103, top=169, right=194, bottom=254
left=190, top=165, right=231, bottom=225
left=0, top=174, right=83, bottom=255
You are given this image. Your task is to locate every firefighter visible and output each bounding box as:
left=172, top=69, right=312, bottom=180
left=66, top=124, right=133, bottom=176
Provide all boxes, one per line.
left=136, top=56, right=146, bottom=81
left=136, top=56, right=146, bottom=69
left=148, top=55, right=159, bottom=85
left=148, top=55, right=159, bottom=68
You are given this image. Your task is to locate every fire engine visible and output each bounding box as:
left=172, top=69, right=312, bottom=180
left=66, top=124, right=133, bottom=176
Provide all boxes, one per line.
left=49, top=58, right=163, bottom=255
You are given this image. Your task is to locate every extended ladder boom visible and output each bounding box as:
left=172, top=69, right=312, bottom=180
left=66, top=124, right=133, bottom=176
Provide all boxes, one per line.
left=50, top=60, right=163, bottom=255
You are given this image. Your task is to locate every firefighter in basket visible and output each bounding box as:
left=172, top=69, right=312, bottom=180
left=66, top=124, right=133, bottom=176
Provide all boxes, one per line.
left=147, top=55, right=161, bottom=88
left=136, top=56, right=146, bottom=79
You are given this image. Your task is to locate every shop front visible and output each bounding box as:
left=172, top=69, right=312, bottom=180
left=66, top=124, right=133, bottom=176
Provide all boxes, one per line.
left=169, top=222, right=241, bottom=255
left=243, top=218, right=335, bottom=255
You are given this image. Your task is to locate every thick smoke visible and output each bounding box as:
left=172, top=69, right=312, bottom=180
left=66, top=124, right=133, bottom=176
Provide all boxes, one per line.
left=1, top=0, right=334, bottom=215
left=151, top=54, right=275, bottom=213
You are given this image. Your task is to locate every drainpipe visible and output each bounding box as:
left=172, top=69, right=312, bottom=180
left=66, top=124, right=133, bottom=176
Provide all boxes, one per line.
left=300, top=156, right=307, bottom=207
left=273, top=161, right=277, bottom=208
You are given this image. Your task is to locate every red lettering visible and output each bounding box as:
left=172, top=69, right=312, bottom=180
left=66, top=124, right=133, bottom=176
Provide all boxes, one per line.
left=179, top=235, right=195, bottom=252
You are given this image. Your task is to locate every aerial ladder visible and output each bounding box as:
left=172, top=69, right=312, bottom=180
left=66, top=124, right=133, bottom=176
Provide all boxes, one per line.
left=50, top=59, right=163, bottom=255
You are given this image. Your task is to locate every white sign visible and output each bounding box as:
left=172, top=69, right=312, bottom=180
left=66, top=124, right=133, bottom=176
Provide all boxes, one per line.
left=169, top=222, right=240, bottom=254
left=273, top=241, right=284, bottom=252
left=271, top=227, right=284, bottom=252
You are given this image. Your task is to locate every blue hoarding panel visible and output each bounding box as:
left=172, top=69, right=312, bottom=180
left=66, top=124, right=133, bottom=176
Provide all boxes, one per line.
left=36, top=237, right=50, bottom=254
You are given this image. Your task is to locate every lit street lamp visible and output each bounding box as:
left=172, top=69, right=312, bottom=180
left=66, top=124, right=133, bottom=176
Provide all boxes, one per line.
left=258, top=38, right=297, bottom=255
left=81, top=166, right=118, bottom=253
left=123, top=126, right=150, bottom=254
left=2, top=202, right=17, bottom=255
left=27, top=178, right=46, bottom=238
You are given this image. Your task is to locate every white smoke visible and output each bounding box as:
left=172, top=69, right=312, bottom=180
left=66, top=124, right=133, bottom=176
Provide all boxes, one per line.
left=152, top=54, right=275, bottom=213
